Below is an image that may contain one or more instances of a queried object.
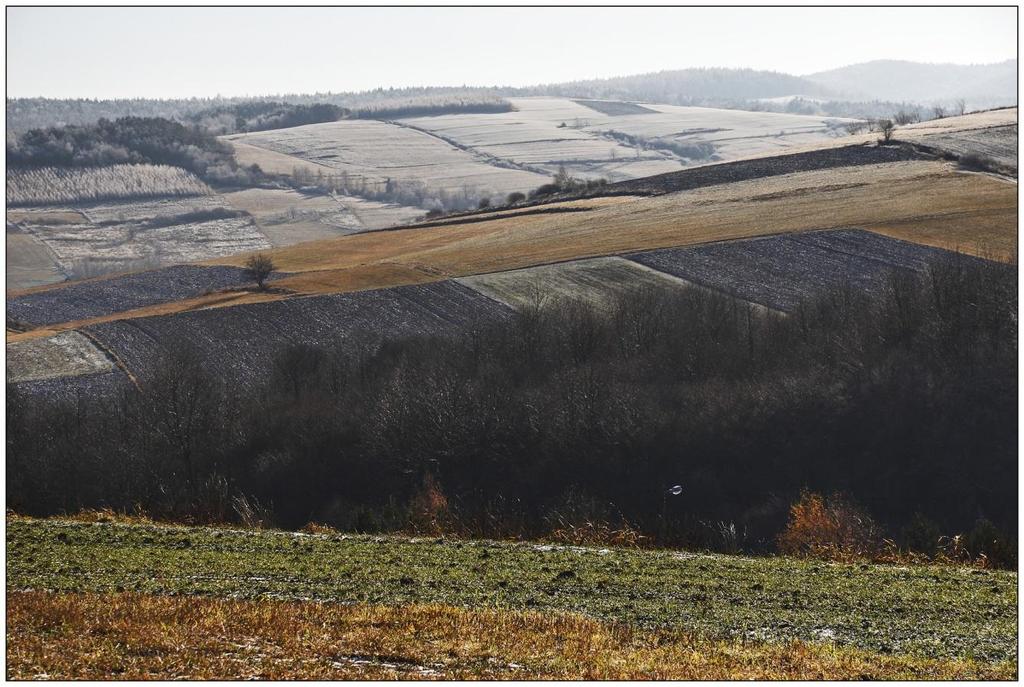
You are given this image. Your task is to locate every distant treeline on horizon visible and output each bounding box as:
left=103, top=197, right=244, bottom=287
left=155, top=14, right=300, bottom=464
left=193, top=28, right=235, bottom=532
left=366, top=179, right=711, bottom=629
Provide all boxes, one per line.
left=7, top=61, right=1016, bottom=134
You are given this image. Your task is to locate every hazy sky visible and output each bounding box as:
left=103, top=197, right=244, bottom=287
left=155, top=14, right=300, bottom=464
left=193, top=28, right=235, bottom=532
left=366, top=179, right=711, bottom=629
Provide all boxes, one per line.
left=7, top=6, right=1018, bottom=99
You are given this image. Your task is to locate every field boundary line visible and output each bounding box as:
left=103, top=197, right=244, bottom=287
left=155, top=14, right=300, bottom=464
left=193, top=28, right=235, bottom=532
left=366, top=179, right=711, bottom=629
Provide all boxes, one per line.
left=77, top=329, right=142, bottom=391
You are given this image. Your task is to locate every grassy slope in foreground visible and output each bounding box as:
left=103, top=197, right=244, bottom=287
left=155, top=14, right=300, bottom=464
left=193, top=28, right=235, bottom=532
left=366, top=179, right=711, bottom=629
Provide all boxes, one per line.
left=6, top=518, right=1016, bottom=664
left=7, top=592, right=1013, bottom=680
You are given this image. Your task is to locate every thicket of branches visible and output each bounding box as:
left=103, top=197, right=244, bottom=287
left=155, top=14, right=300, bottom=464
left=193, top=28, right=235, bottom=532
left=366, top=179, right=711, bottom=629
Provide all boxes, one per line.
left=6, top=164, right=210, bottom=206
left=8, top=255, right=1016, bottom=564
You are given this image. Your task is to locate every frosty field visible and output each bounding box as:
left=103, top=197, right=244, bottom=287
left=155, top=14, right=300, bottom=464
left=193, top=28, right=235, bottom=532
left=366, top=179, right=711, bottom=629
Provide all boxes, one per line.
left=224, top=119, right=548, bottom=197
left=458, top=257, right=688, bottom=311
left=399, top=97, right=855, bottom=182
left=6, top=331, right=113, bottom=383
left=6, top=164, right=210, bottom=206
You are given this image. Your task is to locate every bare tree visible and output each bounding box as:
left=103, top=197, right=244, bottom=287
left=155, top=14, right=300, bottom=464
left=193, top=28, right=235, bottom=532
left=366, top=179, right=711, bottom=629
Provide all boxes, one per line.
left=955, top=98, right=967, bottom=116
left=878, top=119, right=896, bottom=143
left=932, top=106, right=946, bottom=120
left=245, top=252, right=276, bottom=291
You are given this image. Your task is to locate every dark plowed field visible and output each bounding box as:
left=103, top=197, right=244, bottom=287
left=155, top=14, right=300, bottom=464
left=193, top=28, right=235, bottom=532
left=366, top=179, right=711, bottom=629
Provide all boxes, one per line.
left=628, top=229, right=997, bottom=312
left=81, top=280, right=511, bottom=390
left=607, top=144, right=930, bottom=195
left=7, top=265, right=283, bottom=328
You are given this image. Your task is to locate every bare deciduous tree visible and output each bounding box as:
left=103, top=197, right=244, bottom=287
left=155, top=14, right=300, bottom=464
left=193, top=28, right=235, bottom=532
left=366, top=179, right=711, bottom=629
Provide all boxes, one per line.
left=245, top=253, right=276, bottom=291
left=878, top=119, right=896, bottom=143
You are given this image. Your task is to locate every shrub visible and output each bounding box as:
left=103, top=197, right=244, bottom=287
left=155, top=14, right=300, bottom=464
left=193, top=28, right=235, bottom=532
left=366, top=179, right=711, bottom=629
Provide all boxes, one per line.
left=407, top=473, right=453, bottom=535
left=958, top=153, right=999, bottom=173
left=506, top=191, right=526, bottom=205
left=965, top=519, right=1017, bottom=569
left=478, top=197, right=491, bottom=209
left=901, top=513, right=942, bottom=557
left=777, top=491, right=881, bottom=561
left=878, top=119, right=896, bottom=143
left=529, top=183, right=562, bottom=199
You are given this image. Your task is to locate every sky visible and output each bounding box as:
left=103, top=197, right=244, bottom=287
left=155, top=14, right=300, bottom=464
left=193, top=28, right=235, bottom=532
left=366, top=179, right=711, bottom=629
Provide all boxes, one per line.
left=6, top=6, right=1018, bottom=99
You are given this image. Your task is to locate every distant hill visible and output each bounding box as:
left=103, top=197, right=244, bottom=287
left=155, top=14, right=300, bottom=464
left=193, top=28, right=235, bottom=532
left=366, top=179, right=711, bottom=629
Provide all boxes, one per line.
left=805, top=59, right=1017, bottom=106
left=518, top=67, right=830, bottom=105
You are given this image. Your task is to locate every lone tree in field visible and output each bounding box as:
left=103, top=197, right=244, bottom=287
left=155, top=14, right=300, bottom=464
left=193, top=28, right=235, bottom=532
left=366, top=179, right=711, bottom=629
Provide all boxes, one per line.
left=245, top=253, right=276, bottom=291
left=878, top=119, right=896, bottom=143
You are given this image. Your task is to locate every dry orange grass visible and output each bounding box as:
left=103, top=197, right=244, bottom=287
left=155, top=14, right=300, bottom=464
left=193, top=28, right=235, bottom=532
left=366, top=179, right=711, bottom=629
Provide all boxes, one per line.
left=7, top=592, right=1014, bottom=680
left=211, top=162, right=1015, bottom=290
left=866, top=206, right=1018, bottom=263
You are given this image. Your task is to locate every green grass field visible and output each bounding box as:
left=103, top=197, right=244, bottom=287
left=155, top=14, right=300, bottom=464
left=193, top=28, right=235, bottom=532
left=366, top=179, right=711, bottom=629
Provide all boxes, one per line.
left=7, top=517, right=1016, bottom=667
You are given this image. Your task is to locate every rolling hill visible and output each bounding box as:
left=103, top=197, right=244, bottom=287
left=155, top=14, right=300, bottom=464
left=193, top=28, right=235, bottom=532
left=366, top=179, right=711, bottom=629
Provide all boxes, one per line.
left=7, top=108, right=1017, bottom=399
left=805, top=59, right=1017, bottom=106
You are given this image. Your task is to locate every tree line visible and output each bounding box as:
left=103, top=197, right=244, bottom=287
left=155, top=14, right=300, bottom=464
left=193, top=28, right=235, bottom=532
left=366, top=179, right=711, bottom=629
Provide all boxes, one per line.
left=5, top=116, right=253, bottom=185
left=7, top=254, right=1016, bottom=564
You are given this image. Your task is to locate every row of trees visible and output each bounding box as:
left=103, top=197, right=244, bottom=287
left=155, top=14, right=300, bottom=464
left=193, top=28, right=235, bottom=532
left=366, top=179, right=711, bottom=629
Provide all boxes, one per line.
left=8, top=254, right=1016, bottom=563
left=7, top=92, right=516, bottom=134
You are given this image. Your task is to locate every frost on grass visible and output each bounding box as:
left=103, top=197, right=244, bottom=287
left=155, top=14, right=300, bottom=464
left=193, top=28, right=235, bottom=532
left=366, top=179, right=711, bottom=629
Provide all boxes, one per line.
left=458, top=256, right=688, bottom=311
left=7, top=164, right=210, bottom=206
left=22, top=216, right=270, bottom=276
left=225, top=119, right=547, bottom=198
left=78, top=195, right=230, bottom=224
left=6, top=332, right=113, bottom=383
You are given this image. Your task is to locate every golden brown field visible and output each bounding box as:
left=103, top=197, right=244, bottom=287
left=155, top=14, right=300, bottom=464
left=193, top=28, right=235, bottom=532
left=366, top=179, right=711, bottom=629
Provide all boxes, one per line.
left=210, top=161, right=1014, bottom=286
left=7, top=592, right=1014, bottom=681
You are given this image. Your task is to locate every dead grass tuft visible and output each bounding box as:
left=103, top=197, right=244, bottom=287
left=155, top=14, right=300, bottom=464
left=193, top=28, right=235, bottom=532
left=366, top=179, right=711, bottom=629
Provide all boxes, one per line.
left=6, top=592, right=1015, bottom=680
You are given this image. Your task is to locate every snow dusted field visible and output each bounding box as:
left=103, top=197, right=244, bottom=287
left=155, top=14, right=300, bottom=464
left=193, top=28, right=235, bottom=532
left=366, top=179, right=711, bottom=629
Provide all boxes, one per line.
left=6, top=331, right=113, bottom=383
left=6, top=165, right=211, bottom=206
left=400, top=97, right=855, bottom=181
left=224, top=97, right=857, bottom=201
left=458, top=256, right=687, bottom=311
left=16, top=215, right=269, bottom=279
left=224, top=119, right=548, bottom=197
left=222, top=187, right=424, bottom=245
